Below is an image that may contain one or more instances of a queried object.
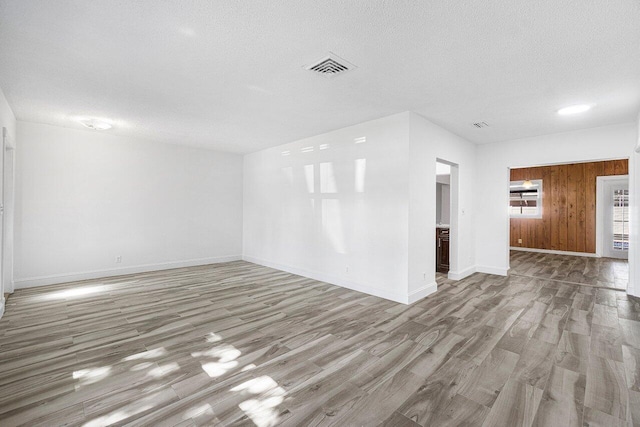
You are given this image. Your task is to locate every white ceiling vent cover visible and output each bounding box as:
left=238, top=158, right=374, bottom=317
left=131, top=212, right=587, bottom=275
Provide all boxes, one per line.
left=305, top=53, right=356, bottom=78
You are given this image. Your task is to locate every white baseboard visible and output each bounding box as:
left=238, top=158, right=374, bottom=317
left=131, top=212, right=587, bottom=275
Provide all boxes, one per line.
left=475, top=265, right=509, bottom=276
left=243, top=255, right=414, bottom=304
left=510, top=247, right=599, bottom=258
left=448, top=265, right=477, bottom=281
left=408, top=282, right=438, bottom=304
left=14, top=255, right=242, bottom=289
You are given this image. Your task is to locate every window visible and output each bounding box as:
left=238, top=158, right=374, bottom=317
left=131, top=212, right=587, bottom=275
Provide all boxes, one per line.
left=613, top=188, right=629, bottom=251
left=510, top=179, right=542, bottom=218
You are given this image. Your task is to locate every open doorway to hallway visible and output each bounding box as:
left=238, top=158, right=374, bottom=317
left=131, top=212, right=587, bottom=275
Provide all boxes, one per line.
left=508, top=159, right=630, bottom=291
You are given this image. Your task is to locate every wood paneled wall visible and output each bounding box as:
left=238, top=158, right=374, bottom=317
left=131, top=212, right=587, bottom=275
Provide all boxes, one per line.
left=510, top=159, right=628, bottom=253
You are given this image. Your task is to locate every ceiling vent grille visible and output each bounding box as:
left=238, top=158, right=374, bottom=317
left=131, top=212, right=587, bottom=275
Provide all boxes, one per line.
left=472, top=121, right=489, bottom=128
left=305, top=53, right=356, bottom=78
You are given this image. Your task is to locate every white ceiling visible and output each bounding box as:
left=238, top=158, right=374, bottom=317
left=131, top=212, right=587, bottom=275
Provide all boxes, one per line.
left=0, top=1, right=638, bottom=153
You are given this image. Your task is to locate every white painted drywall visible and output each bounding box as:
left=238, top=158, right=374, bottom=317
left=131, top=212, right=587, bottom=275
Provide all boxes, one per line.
left=476, top=123, right=638, bottom=287
left=630, top=113, right=640, bottom=297
left=440, top=184, right=451, bottom=224
left=436, top=184, right=443, bottom=224
left=0, top=87, right=16, bottom=316
left=408, top=112, right=477, bottom=289
left=14, top=122, right=244, bottom=288
left=243, top=112, right=477, bottom=304
left=243, top=113, right=413, bottom=303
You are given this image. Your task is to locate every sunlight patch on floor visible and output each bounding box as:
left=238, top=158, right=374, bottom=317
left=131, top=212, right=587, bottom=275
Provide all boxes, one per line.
left=184, top=403, right=214, bottom=419
left=206, top=332, right=223, bottom=343
left=232, top=376, right=287, bottom=427
left=124, top=347, right=167, bottom=361
left=73, top=366, right=112, bottom=387
left=193, top=342, right=242, bottom=378
left=147, top=362, right=180, bottom=378
left=40, top=284, right=113, bottom=301
left=201, top=360, right=239, bottom=378
left=82, top=390, right=165, bottom=427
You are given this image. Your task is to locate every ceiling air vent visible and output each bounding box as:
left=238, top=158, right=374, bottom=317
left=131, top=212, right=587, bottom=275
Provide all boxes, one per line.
left=472, top=121, right=489, bottom=128
left=305, top=53, right=356, bottom=78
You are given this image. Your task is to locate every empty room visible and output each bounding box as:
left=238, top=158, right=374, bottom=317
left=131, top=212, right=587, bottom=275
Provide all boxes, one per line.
left=1, top=1, right=640, bottom=426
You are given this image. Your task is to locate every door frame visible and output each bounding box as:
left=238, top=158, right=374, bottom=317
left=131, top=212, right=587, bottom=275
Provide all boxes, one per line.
left=596, top=175, right=629, bottom=258
left=1, top=127, right=14, bottom=295
left=436, top=158, right=459, bottom=279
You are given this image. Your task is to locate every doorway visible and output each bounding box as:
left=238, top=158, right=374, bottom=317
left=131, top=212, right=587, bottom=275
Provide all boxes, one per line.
left=435, top=159, right=458, bottom=280
left=597, top=175, right=630, bottom=259
left=507, top=160, right=630, bottom=292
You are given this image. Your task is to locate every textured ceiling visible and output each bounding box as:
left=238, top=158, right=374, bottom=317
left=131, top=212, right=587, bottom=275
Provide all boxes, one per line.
left=0, top=1, right=639, bottom=153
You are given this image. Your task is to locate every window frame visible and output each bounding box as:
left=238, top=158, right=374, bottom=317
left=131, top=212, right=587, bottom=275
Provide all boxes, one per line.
left=509, top=179, right=543, bottom=219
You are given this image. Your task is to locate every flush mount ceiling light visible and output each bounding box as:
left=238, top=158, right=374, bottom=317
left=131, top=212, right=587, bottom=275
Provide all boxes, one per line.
left=78, top=118, right=112, bottom=130
left=557, top=104, right=592, bottom=116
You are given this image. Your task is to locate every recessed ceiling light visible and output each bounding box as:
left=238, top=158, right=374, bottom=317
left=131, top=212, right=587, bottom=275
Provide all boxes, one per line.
left=557, top=104, right=592, bottom=116
left=78, top=118, right=112, bottom=130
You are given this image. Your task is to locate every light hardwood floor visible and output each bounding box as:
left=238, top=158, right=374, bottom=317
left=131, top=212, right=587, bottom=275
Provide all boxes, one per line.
left=0, top=255, right=639, bottom=426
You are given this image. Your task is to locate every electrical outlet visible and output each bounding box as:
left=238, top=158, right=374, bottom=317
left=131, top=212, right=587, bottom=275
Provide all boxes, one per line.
left=518, top=238, right=522, bottom=244
left=115, top=256, right=122, bottom=263
left=423, top=272, right=427, bottom=280
left=345, top=266, right=350, bottom=274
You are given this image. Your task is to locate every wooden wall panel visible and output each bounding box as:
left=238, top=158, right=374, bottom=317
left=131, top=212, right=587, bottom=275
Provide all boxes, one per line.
left=510, top=159, right=628, bottom=253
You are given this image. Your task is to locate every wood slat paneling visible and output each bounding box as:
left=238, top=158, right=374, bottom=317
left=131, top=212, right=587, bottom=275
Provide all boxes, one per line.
left=510, top=159, right=628, bottom=253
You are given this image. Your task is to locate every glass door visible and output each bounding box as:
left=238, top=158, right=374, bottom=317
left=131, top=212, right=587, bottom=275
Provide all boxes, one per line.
left=604, top=180, right=629, bottom=259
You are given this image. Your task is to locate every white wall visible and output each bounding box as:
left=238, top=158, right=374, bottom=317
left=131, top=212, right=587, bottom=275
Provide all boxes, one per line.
left=436, top=175, right=452, bottom=225
left=476, top=123, right=638, bottom=291
left=630, top=114, right=640, bottom=297
left=243, top=113, right=412, bottom=303
left=436, top=183, right=442, bottom=224
left=0, top=87, right=16, bottom=316
left=243, top=112, right=477, bottom=304
left=408, top=112, right=477, bottom=288
left=441, top=184, right=451, bottom=224
left=14, top=122, right=244, bottom=288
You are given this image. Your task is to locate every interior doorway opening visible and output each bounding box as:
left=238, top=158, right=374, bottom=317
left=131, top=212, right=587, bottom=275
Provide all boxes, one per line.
left=597, top=175, right=630, bottom=260
left=435, top=159, right=459, bottom=282
left=507, top=159, right=630, bottom=292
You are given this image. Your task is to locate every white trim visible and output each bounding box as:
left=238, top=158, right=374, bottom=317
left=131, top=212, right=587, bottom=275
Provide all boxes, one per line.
left=448, top=265, right=476, bottom=280
left=0, top=298, right=4, bottom=319
left=510, top=246, right=599, bottom=258
left=596, top=176, right=604, bottom=257
left=448, top=161, right=460, bottom=277
left=243, top=255, right=413, bottom=304
left=3, top=132, right=15, bottom=294
left=408, top=282, right=438, bottom=304
left=14, top=255, right=242, bottom=289
left=475, top=265, right=509, bottom=276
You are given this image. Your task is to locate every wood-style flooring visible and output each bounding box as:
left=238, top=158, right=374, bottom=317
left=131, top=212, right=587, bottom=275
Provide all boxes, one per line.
left=0, top=254, right=639, bottom=426
left=510, top=250, right=629, bottom=290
